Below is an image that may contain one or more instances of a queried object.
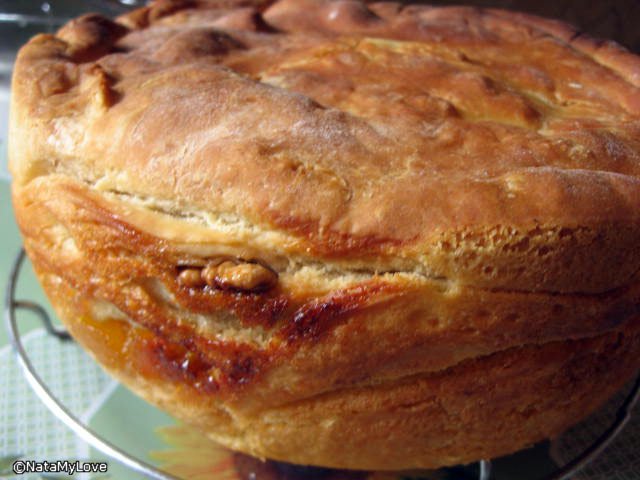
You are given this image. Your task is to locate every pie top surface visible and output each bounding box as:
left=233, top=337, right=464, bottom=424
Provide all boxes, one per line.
left=9, top=0, right=640, bottom=292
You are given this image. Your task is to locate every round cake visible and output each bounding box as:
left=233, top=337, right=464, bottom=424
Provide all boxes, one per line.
left=9, top=0, right=640, bottom=470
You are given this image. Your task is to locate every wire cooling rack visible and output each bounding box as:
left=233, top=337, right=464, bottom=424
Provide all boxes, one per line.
left=4, top=248, right=640, bottom=480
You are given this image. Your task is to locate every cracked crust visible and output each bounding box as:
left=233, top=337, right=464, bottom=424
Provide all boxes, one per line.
left=9, top=0, right=640, bottom=470
left=11, top=0, right=640, bottom=293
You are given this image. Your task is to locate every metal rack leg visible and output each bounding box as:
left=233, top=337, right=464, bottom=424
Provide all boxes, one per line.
left=479, top=459, right=492, bottom=480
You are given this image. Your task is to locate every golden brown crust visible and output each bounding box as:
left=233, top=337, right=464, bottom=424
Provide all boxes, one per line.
left=12, top=172, right=640, bottom=468
left=9, top=0, right=640, bottom=470
left=10, top=0, right=640, bottom=293
left=27, top=259, right=640, bottom=469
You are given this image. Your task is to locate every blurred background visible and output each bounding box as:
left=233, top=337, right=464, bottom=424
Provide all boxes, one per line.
left=418, top=0, right=640, bottom=52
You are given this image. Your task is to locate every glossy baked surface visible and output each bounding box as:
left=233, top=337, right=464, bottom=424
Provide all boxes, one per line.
left=11, top=0, right=640, bottom=293
left=10, top=0, right=640, bottom=470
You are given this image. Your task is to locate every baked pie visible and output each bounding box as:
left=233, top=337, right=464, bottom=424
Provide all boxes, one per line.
left=10, top=0, right=640, bottom=470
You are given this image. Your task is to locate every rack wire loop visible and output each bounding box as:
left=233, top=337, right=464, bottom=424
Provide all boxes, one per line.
left=479, top=459, right=492, bottom=480
left=4, top=248, right=640, bottom=480
left=12, top=298, right=72, bottom=340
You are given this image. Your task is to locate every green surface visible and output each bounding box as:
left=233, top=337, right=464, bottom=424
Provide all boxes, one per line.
left=1, top=180, right=25, bottom=345
left=88, top=388, right=176, bottom=480
left=0, top=180, right=62, bottom=345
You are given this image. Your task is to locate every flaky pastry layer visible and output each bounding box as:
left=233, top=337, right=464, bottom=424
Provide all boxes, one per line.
left=10, top=0, right=640, bottom=293
left=10, top=0, right=640, bottom=470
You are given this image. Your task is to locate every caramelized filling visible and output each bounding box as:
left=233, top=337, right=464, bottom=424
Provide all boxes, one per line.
left=178, top=259, right=278, bottom=292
